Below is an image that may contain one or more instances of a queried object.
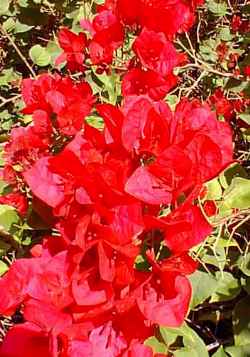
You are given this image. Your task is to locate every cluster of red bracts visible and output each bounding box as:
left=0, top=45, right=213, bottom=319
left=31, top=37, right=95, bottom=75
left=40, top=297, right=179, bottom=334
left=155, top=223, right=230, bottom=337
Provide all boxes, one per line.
left=0, top=1, right=234, bottom=356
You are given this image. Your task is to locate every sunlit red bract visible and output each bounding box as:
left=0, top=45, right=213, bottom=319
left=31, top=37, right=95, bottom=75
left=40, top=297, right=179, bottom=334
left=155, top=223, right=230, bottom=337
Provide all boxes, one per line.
left=0, top=0, right=234, bottom=355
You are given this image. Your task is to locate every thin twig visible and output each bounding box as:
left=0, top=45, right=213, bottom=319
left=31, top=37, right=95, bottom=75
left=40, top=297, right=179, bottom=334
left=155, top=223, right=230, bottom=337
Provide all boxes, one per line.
left=185, top=70, right=207, bottom=97
left=176, top=38, right=196, bottom=62
left=196, top=14, right=202, bottom=44
left=0, top=94, right=22, bottom=109
left=226, top=214, right=250, bottom=257
left=185, top=32, right=197, bottom=62
left=176, top=38, right=244, bottom=80
left=227, top=0, right=234, bottom=11
left=0, top=25, right=36, bottom=78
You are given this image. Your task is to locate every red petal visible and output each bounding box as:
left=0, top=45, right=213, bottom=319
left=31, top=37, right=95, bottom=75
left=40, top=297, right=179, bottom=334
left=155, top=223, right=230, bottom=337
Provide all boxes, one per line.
left=23, top=299, right=72, bottom=334
left=24, top=157, right=65, bottom=208
left=125, top=166, right=172, bottom=205
left=137, top=273, right=191, bottom=327
left=0, top=323, right=51, bottom=357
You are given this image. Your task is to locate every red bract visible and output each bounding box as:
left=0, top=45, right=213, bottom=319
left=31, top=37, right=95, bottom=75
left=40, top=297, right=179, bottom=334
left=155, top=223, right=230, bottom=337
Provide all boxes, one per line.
left=24, top=157, right=65, bottom=208
left=203, top=200, right=217, bottom=217
left=66, top=323, right=127, bottom=357
left=138, top=1, right=196, bottom=38
left=96, top=103, right=124, bottom=147
left=122, top=68, right=177, bottom=100
left=1, top=93, right=232, bottom=356
left=160, top=253, right=198, bottom=275
left=21, top=74, right=94, bottom=136
left=172, top=99, right=233, bottom=182
left=137, top=272, right=191, bottom=327
left=133, top=29, right=180, bottom=78
left=24, top=131, right=134, bottom=220
left=0, top=323, right=51, bottom=357
left=231, top=15, right=242, bottom=33
left=103, top=0, right=202, bottom=38
left=122, top=341, right=154, bottom=357
left=87, top=10, right=124, bottom=65
left=162, top=204, right=212, bottom=253
left=125, top=166, right=172, bottom=206
left=244, top=65, right=250, bottom=77
left=121, top=95, right=172, bottom=155
left=143, top=199, right=212, bottom=254
left=208, top=88, right=234, bottom=120
left=3, top=125, right=50, bottom=173
left=56, top=28, right=88, bottom=72
left=122, top=96, right=233, bottom=205
left=0, top=192, right=28, bottom=217
left=0, top=251, right=74, bottom=318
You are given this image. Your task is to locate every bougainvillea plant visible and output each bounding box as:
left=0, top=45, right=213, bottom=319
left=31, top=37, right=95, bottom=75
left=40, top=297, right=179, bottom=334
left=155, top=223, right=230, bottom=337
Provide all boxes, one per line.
left=0, top=0, right=249, bottom=356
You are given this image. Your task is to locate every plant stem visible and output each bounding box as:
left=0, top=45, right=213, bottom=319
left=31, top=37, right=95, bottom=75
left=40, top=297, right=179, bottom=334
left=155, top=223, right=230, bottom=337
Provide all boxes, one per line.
left=0, top=94, right=22, bottom=109
left=0, top=25, right=36, bottom=78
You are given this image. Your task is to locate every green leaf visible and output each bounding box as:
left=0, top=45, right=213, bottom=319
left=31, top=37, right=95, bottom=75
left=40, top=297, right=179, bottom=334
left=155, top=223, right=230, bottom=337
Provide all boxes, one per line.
left=144, top=336, right=168, bottom=354
left=160, top=326, right=179, bottom=347
left=0, top=68, right=20, bottom=87
left=237, top=253, right=250, bottom=277
left=18, top=0, right=29, bottom=6
left=29, top=44, right=51, bottom=67
left=218, top=27, right=232, bottom=41
left=46, top=40, right=61, bottom=64
left=241, top=276, right=250, bottom=294
left=2, top=18, right=16, bottom=33
left=189, top=270, right=217, bottom=308
left=207, top=0, right=228, bottom=17
left=135, top=254, right=151, bottom=271
left=216, top=236, right=238, bottom=249
left=0, top=241, right=11, bottom=256
left=201, top=246, right=227, bottom=271
left=233, top=296, right=250, bottom=346
left=71, top=5, right=86, bottom=26
left=0, top=204, right=20, bottom=232
left=205, top=178, right=222, bottom=200
left=0, top=180, right=9, bottom=195
left=0, top=0, right=10, bottom=15
left=161, top=323, right=209, bottom=357
left=14, top=20, right=34, bottom=34
left=199, top=39, right=218, bottom=63
left=166, top=94, right=179, bottom=110
left=212, top=346, right=228, bottom=357
left=96, top=72, right=121, bottom=104
left=181, top=325, right=209, bottom=357
left=22, top=236, right=32, bottom=246
left=174, top=347, right=197, bottom=357
left=211, top=272, right=241, bottom=302
left=219, top=164, right=248, bottom=189
left=225, top=78, right=249, bottom=94
left=238, top=113, right=250, bottom=125
left=0, top=261, right=8, bottom=276
left=226, top=344, right=250, bottom=357
left=86, top=115, right=104, bottom=130
left=220, top=177, right=250, bottom=210
left=1, top=18, right=33, bottom=34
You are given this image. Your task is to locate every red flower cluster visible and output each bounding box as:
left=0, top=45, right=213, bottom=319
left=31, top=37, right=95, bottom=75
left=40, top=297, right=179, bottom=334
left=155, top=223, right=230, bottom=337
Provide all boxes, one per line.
left=0, top=85, right=233, bottom=356
left=0, top=1, right=234, bottom=356
left=122, top=29, right=182, bottom=100
left=60, top=0, right=200, bottom=96
left=56, top=28, right=88, bottom=72
left=100, top=0, right=203, bottom=39
left=208, top=88, right=250, bottom=124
